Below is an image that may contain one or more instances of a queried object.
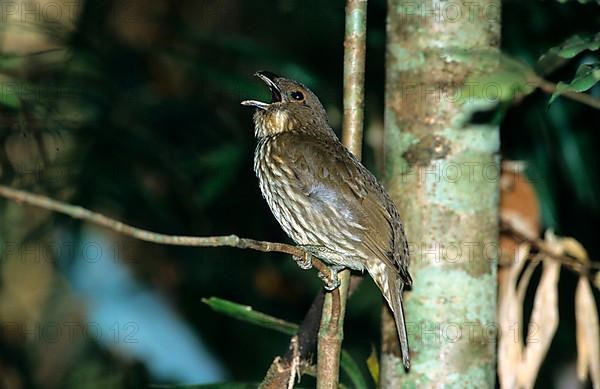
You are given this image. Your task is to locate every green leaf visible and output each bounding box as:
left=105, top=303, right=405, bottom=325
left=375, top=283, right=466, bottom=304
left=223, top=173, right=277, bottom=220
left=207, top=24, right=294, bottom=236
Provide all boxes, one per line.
left=537, top=33, right=600, bottom=75
left=205, top=298, right=368, bottom=388
left=555, top=34, right=600, bottom=59
left=549, top=63, right=600, bottom=105
left=366, top=347, right=380, bottom=386
left=203, top=297, right=298, bottom=335
left=340, top=350, right=368, bottom=389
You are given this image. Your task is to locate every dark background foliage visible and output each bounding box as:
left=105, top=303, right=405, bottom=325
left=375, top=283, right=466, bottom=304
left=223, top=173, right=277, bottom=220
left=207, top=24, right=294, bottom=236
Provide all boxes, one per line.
left=0, top=0, right=598, bottom=388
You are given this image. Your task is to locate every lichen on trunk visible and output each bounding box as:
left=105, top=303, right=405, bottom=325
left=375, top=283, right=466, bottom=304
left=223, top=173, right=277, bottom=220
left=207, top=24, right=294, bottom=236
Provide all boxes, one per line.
left=382, top=0, right=501, bottom=386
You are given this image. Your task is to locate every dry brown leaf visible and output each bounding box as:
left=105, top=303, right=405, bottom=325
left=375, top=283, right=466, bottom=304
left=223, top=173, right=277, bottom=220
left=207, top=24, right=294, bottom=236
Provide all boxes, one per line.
left=498, top=244, right=530, bottom=389
left=517, top=259, right=561, bottom=389
left=544, top=230, right=563, bottom=256
left=499, top=230, right=597, bottom=389
left=575, top=276, right=600, bottom=388
left=499, top=161, right=540, bottom=291
left=562, top=237, right=589, bottom=264
left=500, top=161, right=540, bottom=239
left=576, top=278, right=590, bottom=381
left=517, top=260, right=540, bottom=302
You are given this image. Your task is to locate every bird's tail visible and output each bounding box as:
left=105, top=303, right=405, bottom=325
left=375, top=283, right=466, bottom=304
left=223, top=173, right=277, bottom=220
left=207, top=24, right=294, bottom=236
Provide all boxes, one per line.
left=387, top=275, right=410, bottom=370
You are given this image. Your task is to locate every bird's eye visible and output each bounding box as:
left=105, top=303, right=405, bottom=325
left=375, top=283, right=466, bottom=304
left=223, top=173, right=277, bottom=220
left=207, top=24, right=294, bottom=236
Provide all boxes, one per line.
left=290, top=91, right=304, bottom=101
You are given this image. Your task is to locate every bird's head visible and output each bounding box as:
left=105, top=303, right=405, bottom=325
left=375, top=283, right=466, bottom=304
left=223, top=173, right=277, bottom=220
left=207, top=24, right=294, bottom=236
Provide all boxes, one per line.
left=242, top=71, right=330, bottom=138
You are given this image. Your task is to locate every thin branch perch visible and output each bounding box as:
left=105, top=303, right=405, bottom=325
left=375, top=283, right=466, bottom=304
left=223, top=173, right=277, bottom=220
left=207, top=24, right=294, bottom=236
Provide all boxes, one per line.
left=0, top=184, right=333, bottom=276
left=535, top=76, right=600, bottom=110
left=0, top=184, right=338, bottom=388
left=262, top=0, right=370, bottom=384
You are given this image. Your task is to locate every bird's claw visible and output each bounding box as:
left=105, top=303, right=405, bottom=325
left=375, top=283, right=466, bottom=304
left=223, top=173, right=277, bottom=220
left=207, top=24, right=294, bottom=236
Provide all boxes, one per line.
left=319, top=266, right=343, bottom=291
left=293, top=252, right=313, bottom=270
left=294, top=245, right=344, bottom=290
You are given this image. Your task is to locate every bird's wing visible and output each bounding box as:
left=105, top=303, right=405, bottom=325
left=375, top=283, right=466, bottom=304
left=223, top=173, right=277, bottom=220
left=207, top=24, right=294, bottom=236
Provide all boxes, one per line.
left=273, top=133, right=400, bottom=273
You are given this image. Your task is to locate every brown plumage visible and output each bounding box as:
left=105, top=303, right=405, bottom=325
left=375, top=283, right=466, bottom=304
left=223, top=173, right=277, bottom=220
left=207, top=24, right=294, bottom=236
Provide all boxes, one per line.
left=242, top=71, right=412, bottom=369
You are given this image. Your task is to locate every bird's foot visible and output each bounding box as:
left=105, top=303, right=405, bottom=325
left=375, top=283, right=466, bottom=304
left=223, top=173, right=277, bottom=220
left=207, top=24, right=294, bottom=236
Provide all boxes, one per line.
left=319, top=265, right=344, bottom=291
left=293, top=244, right=332, bottom=270
left=296, top=245, right=345, bottom=290
left=292, top=251, right=313, bottom=270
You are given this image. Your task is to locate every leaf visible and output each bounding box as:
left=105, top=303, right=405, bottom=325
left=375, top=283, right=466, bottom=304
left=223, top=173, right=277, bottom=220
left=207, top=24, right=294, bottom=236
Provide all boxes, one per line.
left=549, top=63, right=600, bottom=105
left=204, top=297, right=363, bottom=387
left=537, top=33, right=600, bottom=75
left=517, top=258, right=561, bottom=389
left=202, top=297, right=298, bottom=335
left=553, top=34, right=600, bottom=59
left=366, top=346, right=379, bottom=386
left=340, top=350, right=368, bottom=389
left=561, top=237, right=589, bottom=264
left=498, top=244, right=530, bottom=389
left=575, top=276, right=600, bottom=388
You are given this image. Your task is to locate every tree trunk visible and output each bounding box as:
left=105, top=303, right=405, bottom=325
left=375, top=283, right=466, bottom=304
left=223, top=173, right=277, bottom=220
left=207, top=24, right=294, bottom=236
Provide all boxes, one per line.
left=382, top=0, right=501, bottom=386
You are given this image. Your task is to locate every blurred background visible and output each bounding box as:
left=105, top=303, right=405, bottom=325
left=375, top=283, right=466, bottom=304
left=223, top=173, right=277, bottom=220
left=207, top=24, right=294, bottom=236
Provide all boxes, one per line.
left=0, top=0, right=598, bottom=388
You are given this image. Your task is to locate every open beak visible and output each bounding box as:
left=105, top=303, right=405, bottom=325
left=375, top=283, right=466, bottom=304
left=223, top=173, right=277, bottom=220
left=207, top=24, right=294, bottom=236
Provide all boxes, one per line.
left=241, top=71, right=282, bottom=110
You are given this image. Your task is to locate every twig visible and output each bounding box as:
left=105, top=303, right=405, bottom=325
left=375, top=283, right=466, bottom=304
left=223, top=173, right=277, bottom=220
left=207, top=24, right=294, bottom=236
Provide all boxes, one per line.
left=260, top=291, right=325, bottom=389
left=534, top=76, right=600, bottom=110
left=343, top=0, right=370, bottom=299
left=500, top=214, right=600, bottom=277
left=317, top=284, right=348, bottom=389
left=341, top=0, right=367, bottom=159
left=0, top=183, right=338, bottom=387
left=316, top=1, right=368, bottom=388
left=342, top=0, right=368, bottom=158
left=0, top=184, right=333, bottom=276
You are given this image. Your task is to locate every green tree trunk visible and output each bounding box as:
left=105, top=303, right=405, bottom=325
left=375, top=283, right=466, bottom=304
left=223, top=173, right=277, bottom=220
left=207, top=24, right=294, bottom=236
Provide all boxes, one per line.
left=382, top=0, right=501, bottom=386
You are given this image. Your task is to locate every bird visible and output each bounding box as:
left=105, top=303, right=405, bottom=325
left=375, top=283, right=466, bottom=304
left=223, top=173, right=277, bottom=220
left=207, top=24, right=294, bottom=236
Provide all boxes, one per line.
left=242, top=71, right=412, bottom=369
